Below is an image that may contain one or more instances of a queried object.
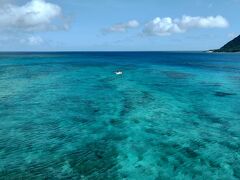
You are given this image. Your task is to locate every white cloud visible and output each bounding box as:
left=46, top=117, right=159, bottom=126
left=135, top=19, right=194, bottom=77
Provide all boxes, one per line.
left=144, top=15, right=229, bottom=36
left=0, top=33, right=44, bottom=46
left=0, top=0, right=64, bottom=32
left=178, top=15, right=229, bottom=29
left=20, top=36, right=44, bottom=45
left=143, top=17, right=183, bottom=36
left=104, top=20, right=139, bottom=33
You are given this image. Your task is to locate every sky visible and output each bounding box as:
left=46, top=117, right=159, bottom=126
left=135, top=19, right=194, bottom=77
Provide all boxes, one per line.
left=0, top=0, right=239, bottom=51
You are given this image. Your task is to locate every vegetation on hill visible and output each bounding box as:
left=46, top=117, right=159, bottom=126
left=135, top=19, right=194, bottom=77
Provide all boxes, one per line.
left=213, top=35, right=240, bottom=52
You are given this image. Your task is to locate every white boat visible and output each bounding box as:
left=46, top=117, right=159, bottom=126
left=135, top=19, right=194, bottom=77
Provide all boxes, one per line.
left=115, top=71, right=123, bottom=75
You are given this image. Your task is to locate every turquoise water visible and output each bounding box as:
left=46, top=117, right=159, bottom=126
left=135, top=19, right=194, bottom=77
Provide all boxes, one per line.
left=0, top=52, right=239, bottom=179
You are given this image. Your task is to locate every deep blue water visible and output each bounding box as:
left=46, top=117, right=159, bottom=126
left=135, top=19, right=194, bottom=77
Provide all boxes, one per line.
left=0, top=52, right=240, bottom=179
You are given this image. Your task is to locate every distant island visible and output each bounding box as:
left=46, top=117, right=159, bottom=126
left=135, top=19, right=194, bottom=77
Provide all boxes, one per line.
left=212, top=35, right=240, bottom=52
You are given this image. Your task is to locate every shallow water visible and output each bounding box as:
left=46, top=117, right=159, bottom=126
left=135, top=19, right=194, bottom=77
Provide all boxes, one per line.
left=0, top=52, right=240, bottom=179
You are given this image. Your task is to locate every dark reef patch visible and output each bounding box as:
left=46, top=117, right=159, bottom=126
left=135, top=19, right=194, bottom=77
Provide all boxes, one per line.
left=109, top=119, right=124, bottom=127
left=66, top=140, right=120, bottom=179
left=141, top=91, right=155, bottom=104
left=102, top=131, right=128, bottom=142
left=196, top=109, right=226, bottom=125
left=0, top=141, right=120, bottom=179
left=233, top=165, right=240, bottom=179
left=181, top=147, right=199, bottom=159
left=219, top=141, right=240, bottom=151
left=162, top=71, right=195, bottom=79
left=120, top=98, right=133, bottom=117
left=119, top=90, right=155, bottom=117
left=70, top=116, right=91, bottom=124
left=214, top=91, right=237, bottom=97
left=200, top=81, right=222, bottom=87
left=229, top=76, right=240, bottom=81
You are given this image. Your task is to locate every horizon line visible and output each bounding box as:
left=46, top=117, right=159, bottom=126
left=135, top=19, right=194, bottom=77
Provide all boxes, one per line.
left=0, top=50, right=206, bottom=53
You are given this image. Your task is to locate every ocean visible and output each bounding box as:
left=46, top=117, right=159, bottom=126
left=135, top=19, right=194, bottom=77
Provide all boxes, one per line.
left=0, top=52, right=239, bottom=179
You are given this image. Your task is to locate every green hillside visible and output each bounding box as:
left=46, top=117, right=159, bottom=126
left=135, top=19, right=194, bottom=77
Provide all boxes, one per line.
left=214, top=35, right=240, bottom=52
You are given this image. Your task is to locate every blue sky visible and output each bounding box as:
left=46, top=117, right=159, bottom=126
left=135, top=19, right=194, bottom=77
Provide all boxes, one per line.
left=0, top=0, right=239, bottom=51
